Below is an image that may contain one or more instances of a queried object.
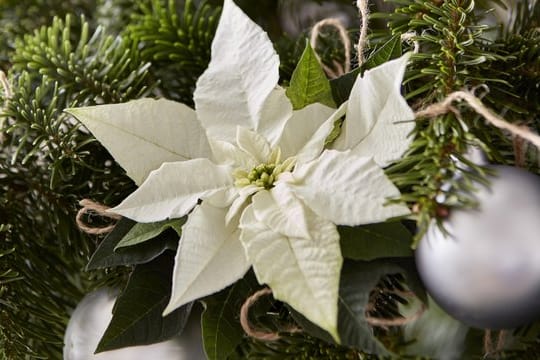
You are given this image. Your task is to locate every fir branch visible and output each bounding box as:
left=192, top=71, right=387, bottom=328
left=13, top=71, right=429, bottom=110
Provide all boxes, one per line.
left=0, top=0, right=96, bottom=71
left=128, top=0, right=221, bottom=102
left=0, top=12, right=154, bottom=358
left=12, top=15, right=152, bottom=105
left=373, top=0, right=525, bottom=243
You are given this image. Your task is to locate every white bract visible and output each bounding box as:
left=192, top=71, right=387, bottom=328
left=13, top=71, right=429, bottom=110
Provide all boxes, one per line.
left=67, top=0, right=414, bottom=341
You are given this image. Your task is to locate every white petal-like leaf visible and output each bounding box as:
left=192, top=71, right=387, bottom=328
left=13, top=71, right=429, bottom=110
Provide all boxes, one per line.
left=278, top=103, right=335, bottom=160
left=66, top=98, right=212, bottom=185
left=225, top=184, right=260, bottom=225
left=236, top=127, right=272, bottom=164
left=112, top=159, right=233, bottom=222
left=164, top=202, right=250, bottom=315
left=251, top=186, right=310, bottom=239
left=291, top=150, right=410, bottom=226
left=295, top=101, right=348, bottom=165
left=194, top=0, right=279, bottom=143
left=333, top=54, right=415, bottom=166
left=239, top=204, right=342, bottom=342
left=209, top=139, right=256, bottom=169
left=258, top=86, right=293, bottom=146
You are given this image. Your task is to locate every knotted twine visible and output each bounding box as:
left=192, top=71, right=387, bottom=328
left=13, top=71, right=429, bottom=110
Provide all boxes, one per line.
left=0, top=71, right=12, bottom=143
left=76, top=199, right=121, bottom=235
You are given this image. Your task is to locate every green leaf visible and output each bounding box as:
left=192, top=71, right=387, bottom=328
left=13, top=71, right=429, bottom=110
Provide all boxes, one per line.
left=364, top=35, right=403, bottom=69
left=96, top=253, right=194, bottom=352
left=286, top=42, right=335, bottom=110
left=115, top=217, right=186, bottom=250
left=202, top=271, right=262, bottom=360
left=339, top=222, right=413, bottom=261
left=86, top=218, right=178, bottom=270
left=329, top=68, right=360, bottom=106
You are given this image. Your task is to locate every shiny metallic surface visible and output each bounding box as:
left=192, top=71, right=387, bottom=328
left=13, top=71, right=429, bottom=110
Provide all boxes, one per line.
left=416, top=166, right=540, bottom=329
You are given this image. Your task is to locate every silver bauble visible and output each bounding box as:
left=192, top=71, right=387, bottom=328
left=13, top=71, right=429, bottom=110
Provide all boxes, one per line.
left=416, top=165, right=540, bottom=329
left=63, top=288, right=205, bottom=359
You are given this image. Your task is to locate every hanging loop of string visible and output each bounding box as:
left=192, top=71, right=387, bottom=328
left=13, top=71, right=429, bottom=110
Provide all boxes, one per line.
left=310, top=18, right=351, bottom=78
left=240, top=287, right=301, bottom=342
left=76, top=199, right=121, bottom=235
left=483, top=329, right=506, bottom=359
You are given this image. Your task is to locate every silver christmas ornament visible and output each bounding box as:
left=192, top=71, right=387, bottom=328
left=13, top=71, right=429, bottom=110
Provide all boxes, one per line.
left=416, top=165, right=540, bottom=329
left=63, top=288, right=206, bottom=359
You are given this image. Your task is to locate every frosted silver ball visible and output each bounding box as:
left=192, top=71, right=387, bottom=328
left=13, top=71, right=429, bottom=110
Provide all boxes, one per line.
left=63, top=288, right=205, bottom=359
left=416, top=165, right=540, bottom=329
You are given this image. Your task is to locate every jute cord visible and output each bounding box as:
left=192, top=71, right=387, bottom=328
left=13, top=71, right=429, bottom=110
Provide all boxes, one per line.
left=365, top=289, right=425, bottom=328
left=415, top=90, right=540, bottom=150
left=356, top=0, right=369, bottom=67
left=0, top=71, right=12, bottom=99
left=240, top=287, right=301, bottom=342
left=76, top=199, right=121, bottom=235
left=483, top=330, right=506, bottom=359
left=365, top=303, right=426, bottom=328
left=0, top=71, right=12, bottom=143
left=310, top=18, right=351, bottom=78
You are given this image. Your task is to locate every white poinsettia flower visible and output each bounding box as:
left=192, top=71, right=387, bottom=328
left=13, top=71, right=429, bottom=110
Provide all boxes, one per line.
left=66, top=0, right=414, bottom=341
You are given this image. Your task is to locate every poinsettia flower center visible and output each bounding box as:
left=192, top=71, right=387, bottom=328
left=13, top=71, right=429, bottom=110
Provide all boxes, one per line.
left=233, top=147, right=296, bottom=189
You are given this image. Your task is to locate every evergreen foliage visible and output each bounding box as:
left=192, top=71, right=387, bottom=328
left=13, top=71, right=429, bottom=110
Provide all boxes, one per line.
left=128, top=0, right=221, bottom=103
left=374, top=0, right=539, bottom=243
left=0, top=12, right=152, bottom=360
left=0, top=0, right=539, bottom=358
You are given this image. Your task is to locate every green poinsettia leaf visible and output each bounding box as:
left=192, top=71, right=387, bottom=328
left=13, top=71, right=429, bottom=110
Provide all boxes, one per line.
left=339, top=222, right=413, bottom=261
left=286, top=42, right=335, bottom=110
left=86, top=218, right=178, bottom=270
left=115, top=217, right=186, bottom=250
left=329, top=68, right=360, bottom=106
left=96, top=253, right=194, bottom=353
left=328, top=35, right=402, bottom=107
left=202, top=271, right=262, bottom=360
left=364, top=35, right=403, bottom=70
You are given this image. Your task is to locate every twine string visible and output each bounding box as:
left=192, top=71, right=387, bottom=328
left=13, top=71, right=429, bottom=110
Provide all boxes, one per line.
left=310, top=18, right=352, bottom=78
left=365, top=303, right=426, bottom=328
left=76, top=199, right=121, bottom=235
left=240, top=287, right=301, bottom=342
left=415, top=90, right=540, bottom=150
left=0, top=71, right=12, bottom=143
left=483, top=330, right=506, bottom=358
left=356, top=0, right=370, bottom=67
left=0, top=71, right=12, bottom=99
